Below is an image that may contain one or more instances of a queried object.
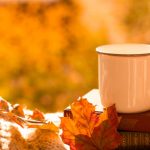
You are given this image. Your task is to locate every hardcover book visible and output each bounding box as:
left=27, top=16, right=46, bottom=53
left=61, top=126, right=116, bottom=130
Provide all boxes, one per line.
left=64, top=89, right=150, bottom=148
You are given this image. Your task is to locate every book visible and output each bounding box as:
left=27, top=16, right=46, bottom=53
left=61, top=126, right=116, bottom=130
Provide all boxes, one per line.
left=64, top=89, right=150, bottom=148
left=118, top=132, right=150, bottom=149
left=64, top=89, right=150, bottom=132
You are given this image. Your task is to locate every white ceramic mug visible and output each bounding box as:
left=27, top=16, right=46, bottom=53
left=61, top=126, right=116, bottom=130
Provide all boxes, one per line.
left=96, top=44, right=150, bottom=113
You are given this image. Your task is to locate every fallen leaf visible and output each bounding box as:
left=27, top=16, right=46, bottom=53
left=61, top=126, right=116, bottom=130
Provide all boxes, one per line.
left=11, top=114, right=26, bottom=128
left=0, top=111, right=26, bottom=127
left=12, top=104, right=25, bottom=117
left=0, top=97, right=11, bottom=112
left=61, top=98, right=122, bottom=150
left=28, top=122, right=59, bottom=133
left=30, top=109, right=45, bottom=121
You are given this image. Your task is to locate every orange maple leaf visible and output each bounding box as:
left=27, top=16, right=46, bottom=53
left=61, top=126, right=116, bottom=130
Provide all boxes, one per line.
left=61, top=98, right=122, bottom=150
left=0, top=97, right=11, bottom=112
left=11, top=104, right=25, bottom=118
left=30, top=108, right=45, bottom=121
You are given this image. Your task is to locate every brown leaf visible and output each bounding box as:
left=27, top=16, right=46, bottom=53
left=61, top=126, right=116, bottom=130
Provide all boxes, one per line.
left=12, top=104, right=25, bottom=117
left=0, top=111, right=26, bottom=127
left=0, top=97, right=11, bottom=112
left=30, top=109, right=45, bottom=121
left=61, top=98, right=122, bottom=150
left=27, top=122, right=59, bottom=133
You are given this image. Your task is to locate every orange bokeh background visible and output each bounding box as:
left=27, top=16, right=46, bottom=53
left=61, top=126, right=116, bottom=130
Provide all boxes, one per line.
left=0, top=0, right=149, bottom=112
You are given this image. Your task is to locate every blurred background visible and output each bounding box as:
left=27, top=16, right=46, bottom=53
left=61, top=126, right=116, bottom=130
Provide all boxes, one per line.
left=0, top=0, right=149, bottom=112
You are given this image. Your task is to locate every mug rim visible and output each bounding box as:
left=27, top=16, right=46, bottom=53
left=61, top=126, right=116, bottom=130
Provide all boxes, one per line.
left=96, top=44, right=150, bottom=55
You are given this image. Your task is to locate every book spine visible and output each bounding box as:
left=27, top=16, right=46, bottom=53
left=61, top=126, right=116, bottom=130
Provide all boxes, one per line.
left=117, top=132, right=150, bottom=149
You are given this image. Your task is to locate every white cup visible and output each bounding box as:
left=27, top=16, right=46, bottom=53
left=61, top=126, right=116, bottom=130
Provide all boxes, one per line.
left=96, top=44, right=150, bottom=113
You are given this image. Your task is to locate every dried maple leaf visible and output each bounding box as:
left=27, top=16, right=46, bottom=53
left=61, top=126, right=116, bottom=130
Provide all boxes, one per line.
left=61, top=98, right=122, bottom=150
left=0, top=111, right=26, bottom=127
left=0, top=97, right=11, bottom=112
left=30, top=109, right=45, bottom=121
left=11, top=104, right=25, bottom=118
left=28, top=122, right=59, bottom=133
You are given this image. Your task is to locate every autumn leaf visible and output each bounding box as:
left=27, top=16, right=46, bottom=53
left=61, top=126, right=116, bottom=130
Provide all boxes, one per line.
left=0, top=97, right=11, bottom=112
left=27, top=122, right=59, bottom=133
left=38, top=122, right=59, bottom=132
left=11, top=104, right=25, bottom=118
left=61, top=98, right=122, bottom=150
left=30, top=109, right=45, bottom=121
left=0, top=111, right=26, bottom=127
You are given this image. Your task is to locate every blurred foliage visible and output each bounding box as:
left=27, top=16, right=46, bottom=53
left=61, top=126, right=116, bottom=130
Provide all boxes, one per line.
left=0, top=0, right=149, bottom=112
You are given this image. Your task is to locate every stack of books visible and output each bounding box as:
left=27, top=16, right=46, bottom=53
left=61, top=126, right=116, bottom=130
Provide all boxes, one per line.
left=64, top=89, right=150, bottom=149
